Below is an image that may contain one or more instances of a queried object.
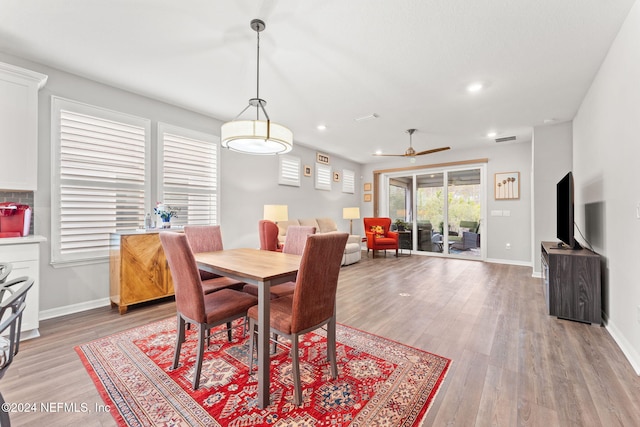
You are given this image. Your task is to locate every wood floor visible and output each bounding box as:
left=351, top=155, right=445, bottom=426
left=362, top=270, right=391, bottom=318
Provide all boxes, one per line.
left=3, top=252, right=640, bottom=426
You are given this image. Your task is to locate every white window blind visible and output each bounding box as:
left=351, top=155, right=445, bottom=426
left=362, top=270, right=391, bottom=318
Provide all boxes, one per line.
left=342, top=169, right=355, bottom=193
left=158, top=123, right=218, bottom=226
left=278, top=155, right=301, bottom=187
left=315, top=163, right=332, bottom=190
left=51, top=97, right=150, bottom=265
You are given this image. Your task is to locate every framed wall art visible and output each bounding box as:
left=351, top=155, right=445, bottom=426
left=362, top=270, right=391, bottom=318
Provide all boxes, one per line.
left=316, top=152, right=330, bottom=165
left=363, top=182, right=372, bottom=192
left=304, top=165, right=312, bottom=177
left=364, top=193, right=372, bottom=202
left=495, top=172, right=520, bottom=200
left=333, top=171, right=340, bottom=182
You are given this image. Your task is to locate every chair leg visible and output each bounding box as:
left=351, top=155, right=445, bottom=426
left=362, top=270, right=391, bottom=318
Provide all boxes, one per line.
left=172, top=314, right=186, bottom=370
left=327, top=317, right=338, bottom=379
left=0, top=390, right=11, bottom=427
left=248, top=318, right=256, bottom=374
left=192, top=323, right=206, bottom=390
left=227, top=321, right=233, bottom=342
left=291, top=334, right=302, bottom=406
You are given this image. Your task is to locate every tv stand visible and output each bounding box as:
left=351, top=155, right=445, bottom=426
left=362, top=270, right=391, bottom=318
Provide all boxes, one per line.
left=541, top=242, right=601, bottom=325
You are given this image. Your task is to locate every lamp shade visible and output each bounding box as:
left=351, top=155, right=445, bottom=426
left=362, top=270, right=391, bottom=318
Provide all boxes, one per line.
left=221, top=120, right=293, bottom=155
left=263, top=204, right=288, bottom=222
left=343, top=207, right=360, bottom=220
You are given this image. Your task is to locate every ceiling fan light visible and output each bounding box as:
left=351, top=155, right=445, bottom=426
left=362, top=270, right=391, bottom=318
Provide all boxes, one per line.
left=221, top=120, right=292, bottom=155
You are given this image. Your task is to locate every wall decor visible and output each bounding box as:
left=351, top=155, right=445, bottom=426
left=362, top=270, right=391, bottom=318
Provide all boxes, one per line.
left=363, top=182, right=372, bottom=192
left=494, top=172, right=520, bottom=200
left=304, top=165, right=312, bottom=177
left=333, top=171, right=340, bottom=182
left=364, top=193, right=372, bottom=202
left=316, top=152, right=330, bottom=165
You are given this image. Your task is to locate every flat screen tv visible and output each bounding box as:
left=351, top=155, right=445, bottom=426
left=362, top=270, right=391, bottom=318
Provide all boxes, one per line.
left=556, top=171, right=580, bottom=249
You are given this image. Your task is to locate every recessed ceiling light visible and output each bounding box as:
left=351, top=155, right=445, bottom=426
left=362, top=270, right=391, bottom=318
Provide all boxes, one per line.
left=543, top=118, right=556, bottom=124
left=317, top=124, right=327, bottom=131
left=375, top=149, right=382, bottom=155
left=467, top=82, right=484, bottom=93
left=487, top=132, right=497, bottom=138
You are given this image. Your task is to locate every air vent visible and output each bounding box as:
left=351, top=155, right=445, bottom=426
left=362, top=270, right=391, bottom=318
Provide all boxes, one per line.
left=495, top=136, right=516, bottom=143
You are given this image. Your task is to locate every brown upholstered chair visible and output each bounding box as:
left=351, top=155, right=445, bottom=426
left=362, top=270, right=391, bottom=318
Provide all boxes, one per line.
left=0, top=276, right=34, bottom=427
left=244, top=226, right=316, bottom=299
left=363, top=217, right=399, bottom=257
left=247, top=232, right=348, bottom=405
left=159, top=232, right=258, bottom=390
left=258, top=220, right=282, bottom=252
left=183, top=225, right=244, bottom=294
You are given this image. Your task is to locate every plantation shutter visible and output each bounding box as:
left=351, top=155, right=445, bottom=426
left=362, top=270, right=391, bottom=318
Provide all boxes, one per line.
left=52, top=97, right=150, bottom=264
left=342, top=169, right=355, bottom=193
left=159, top=123, right=218, bottom=226
left=315, top=163, right=332, bottom=190
left=278, top=155, right=301, bottom=187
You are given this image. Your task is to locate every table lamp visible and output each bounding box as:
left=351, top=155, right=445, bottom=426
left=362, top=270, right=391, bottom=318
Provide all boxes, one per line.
left=342, top=207, right=360, bottom=235
left=263, top=204, right=288, bottom=223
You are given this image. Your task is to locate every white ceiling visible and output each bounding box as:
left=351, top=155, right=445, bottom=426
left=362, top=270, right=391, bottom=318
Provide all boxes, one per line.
left=0, top=0, right=635, bottom=164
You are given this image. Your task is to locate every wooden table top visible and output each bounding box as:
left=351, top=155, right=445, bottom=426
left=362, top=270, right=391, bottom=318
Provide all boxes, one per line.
left=194, top=248, right=302, bottom=282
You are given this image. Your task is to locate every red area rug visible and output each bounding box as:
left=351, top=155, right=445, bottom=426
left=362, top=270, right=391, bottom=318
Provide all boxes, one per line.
left=76, top=317, right=450, bottom=426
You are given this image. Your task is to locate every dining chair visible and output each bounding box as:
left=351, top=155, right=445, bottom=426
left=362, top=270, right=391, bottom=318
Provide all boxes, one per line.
left=0, top=263, right=12, bottom=284
left=183, top=225, right=245, bottom=294
left=244, top=225, right=316, bottom=299
left=247, top=232, right=348, bottom=405
left=258, top=220, right=282, bottom=252
left=0, top=276, right=34, bottom=427
left=159, top=232, right=258, bottom=390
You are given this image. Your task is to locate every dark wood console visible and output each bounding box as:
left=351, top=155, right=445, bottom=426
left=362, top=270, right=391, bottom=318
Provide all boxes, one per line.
left=541, top=241, right=601, bottom=325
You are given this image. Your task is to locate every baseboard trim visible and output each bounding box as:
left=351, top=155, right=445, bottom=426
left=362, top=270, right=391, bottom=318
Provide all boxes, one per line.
left=604, top=317, right=640, bottom=375
left=39, top=297, right=111, bottom=321
left=485, top=258, right=532, bottom=267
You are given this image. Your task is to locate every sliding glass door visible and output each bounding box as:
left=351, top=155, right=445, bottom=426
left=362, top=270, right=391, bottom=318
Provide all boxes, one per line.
left=385, top=165, right=485, bottom=259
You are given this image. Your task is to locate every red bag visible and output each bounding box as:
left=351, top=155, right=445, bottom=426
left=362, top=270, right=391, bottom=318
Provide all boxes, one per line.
left=0, top=202, right=32, bottom=237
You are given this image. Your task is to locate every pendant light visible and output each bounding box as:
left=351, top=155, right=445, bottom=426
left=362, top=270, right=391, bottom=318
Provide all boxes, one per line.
left=221, top=19, right=293, bottom=155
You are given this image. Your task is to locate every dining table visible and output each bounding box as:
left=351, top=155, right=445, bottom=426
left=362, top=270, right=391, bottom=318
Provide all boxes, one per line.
left=194, top=247, right=302, bottom=408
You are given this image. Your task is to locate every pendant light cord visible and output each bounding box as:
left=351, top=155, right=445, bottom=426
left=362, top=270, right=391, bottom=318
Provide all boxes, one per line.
left=256, top=28, right=260, bottom=120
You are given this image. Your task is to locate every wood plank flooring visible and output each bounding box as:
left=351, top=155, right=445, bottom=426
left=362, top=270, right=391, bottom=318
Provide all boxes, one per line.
left=3, top=252, right=640, bottom=426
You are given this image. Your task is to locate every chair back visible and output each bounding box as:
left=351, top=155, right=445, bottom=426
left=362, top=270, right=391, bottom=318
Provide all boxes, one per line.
left=0, top=276, right=34, bottom=376
left=290, top=233, right=348, bottom=333
left=0, top=263, right=12, bottom=284
left=258, top=220, right=280, bottom=251
left=363, top=217, right=392, bottom=236
left=159, top=232, right=206, bottom=323
left=282, top=226, right=316, bottom=255
left=183, top=225, right=223, bottom=253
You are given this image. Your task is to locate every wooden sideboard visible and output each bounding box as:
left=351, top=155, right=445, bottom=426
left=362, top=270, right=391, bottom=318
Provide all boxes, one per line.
left=541, top=241, right=601, bottom=325
left=110, top=231, right=175, bottom=314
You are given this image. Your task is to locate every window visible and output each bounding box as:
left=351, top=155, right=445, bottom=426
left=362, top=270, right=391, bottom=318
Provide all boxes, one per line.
left=51, top=97, right=150, bottom=265
left=158, top=123, right=219, bottom=226
left=315, top=163, right=332, bottom=190
left=278, top=155, right=301, bottom=187
left=342, top=169, right=355, bottom=193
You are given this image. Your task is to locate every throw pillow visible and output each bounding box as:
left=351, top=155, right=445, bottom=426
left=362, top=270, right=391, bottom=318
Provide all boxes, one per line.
left=370, top=225, right=385, bottom=238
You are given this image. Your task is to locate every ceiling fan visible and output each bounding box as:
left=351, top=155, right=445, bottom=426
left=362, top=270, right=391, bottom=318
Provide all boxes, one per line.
left=373, top=129, right=450, bottom=158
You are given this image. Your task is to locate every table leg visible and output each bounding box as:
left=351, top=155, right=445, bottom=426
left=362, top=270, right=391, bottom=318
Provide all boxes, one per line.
left=257, top=279, right=271, bottom=408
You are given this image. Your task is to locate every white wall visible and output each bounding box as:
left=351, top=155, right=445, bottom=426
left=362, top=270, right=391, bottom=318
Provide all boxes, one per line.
left=531, top=122, right=573, bottom=273
left=0, top=52, right=361, bottom=316
left=360, top=141, right=533, bottom=264
left=572, top=0, right=640, bottom=373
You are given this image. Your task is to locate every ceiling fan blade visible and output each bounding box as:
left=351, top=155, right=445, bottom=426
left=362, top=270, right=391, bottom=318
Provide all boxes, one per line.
left=414, top=147, right=451, bottom=156
left=372, top=153, right=406, bottom=157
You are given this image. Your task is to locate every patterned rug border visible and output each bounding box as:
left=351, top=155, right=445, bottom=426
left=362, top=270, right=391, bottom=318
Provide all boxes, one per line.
left=76, top=317, right=452, bottom=426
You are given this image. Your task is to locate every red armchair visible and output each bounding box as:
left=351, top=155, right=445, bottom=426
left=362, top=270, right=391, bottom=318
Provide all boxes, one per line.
left=258, top=220, right=282, bottom=252
left=363, top=217, right=399, bottom=258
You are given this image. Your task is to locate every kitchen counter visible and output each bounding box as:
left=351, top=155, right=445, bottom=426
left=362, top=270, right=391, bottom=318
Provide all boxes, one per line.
left=0, top=234, right=46, bottom=245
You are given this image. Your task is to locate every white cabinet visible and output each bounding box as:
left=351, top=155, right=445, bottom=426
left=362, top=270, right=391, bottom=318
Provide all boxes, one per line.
left=0, top=62, right=47, bottom=191
left=0, top=236, right=45, bottom=339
